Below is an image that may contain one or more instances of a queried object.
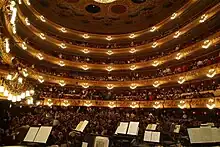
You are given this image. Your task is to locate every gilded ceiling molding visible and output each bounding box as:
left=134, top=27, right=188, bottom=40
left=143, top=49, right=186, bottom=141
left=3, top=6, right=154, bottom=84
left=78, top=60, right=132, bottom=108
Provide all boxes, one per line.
left=20, top=0, right=197, bottom=39
left=16, top=3, right=220, bottom=55
left=4, top=17, right=220, bottom=71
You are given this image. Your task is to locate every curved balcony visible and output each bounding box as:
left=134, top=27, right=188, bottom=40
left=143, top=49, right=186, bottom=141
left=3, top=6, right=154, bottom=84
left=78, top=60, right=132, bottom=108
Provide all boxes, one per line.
left=4, top=17, right=220, bottom=71
left=20, top=0, right=197, bottom=40
left=0, top=61, right=219, bottom=88
left=14, top=3, right=220, bottom=55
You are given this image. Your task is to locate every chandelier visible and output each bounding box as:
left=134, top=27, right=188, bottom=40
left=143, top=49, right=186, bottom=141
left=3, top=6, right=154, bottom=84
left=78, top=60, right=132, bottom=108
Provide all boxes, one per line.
left=0, top=72, right=35, bottom=102
left=94, top=0, right=116, bottom=4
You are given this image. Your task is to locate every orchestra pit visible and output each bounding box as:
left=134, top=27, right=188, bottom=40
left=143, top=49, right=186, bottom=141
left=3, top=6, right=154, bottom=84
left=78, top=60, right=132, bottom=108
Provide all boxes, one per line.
left=0, top=0, right=220, bottom=146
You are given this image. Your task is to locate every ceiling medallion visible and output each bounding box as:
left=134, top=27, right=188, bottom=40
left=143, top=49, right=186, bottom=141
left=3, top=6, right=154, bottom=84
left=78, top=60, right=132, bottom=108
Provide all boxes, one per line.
left=94, top=0, right=116, bottom=3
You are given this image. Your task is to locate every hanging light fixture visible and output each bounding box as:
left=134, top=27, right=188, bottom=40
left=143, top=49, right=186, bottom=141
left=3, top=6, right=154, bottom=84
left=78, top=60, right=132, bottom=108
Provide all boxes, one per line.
left=38, top=76, right=44, bottom=83
left=82, top=48, right=90, bottom=54
left=153, top=81, right=160, bottom=88
left=206, top=69, right=216, bottom=78
left=81, top=83, right=89, bottom=88
left=81, top=65, right=89, bottom=70
left=130, top=65, right=137, bottom=71
left=177, top=77, right=185, bottom=84
left=202, top=40, right=212, bottom=49
left=82, top=34, right=90, bottom=39
left=150, top=26, right=157, bottom=32
left=130, top=83, right=137, bottom=89
left=106, top=36, right=112, bottom=41
left=106, top=50, right=113, bottom=55
left=129, top=48, right=137, bottom=54
left=152, top=42, right=158, bottom=48
left=129, top=34, right=136, bottom=39
left=107, top=84, right=114, bottom=90
left=59, top=80, right=66, bottom=87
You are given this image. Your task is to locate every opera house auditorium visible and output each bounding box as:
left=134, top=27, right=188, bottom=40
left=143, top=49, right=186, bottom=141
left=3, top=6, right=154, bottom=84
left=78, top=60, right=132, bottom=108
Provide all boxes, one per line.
left=0, top=0, right=220, bottom=146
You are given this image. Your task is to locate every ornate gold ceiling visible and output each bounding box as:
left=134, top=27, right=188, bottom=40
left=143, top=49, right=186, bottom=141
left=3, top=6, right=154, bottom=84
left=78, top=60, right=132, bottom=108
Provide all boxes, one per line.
left=28, top=0, right=188, bottom=34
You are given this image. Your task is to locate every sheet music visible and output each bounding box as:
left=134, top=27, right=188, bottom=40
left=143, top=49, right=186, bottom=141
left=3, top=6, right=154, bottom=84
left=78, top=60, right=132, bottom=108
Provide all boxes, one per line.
left=75, top=120, right=89, bottom=132
left=187, top=128, right=220, bottom=143
left=34, top=126, right=52, bottom=143
left=94, top=136, right=109, bottom=147
left=127, top=122, right=139, bottom=136
left=151, top=132, right=160, bottom=143
left=115, top=122, right=129, bottom=134
left=24, top=127, right=39, bottom=142
left=82, top=142, right=88, bottom=147
left=146, top=124, right=157, bottom=130
left=174, top=125, right=180, bottom=133
left=144, top=131, right=152, bottom=142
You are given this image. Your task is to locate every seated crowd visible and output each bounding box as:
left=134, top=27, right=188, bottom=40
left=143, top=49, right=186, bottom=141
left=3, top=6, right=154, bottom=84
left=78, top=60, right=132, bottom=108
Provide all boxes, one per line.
left=35, top=78, right=219, bottom=101
left=0, top=107, right=220, bottom=146
left=17, top=49, right=220, bottom=81
left=28, top=26, right=219, bottom=64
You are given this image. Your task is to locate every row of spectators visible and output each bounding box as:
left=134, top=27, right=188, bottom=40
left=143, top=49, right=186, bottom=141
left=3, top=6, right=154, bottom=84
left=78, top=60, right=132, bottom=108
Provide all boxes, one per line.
left=17, top=49, right=220, bottom=81
left=28, top=27, right=219, bottom=64
left=1, top=106, right=220, bottom=146
left=35, top=78, right=220, bottom=100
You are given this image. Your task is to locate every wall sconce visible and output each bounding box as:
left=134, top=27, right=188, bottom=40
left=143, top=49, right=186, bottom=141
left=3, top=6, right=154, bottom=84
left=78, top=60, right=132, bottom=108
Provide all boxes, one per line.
left=106, top=50, right=113, bottom=55
left=130, top=102, right=138, bottom=108
left=153, top=81, right=160, bottom=88
left=178, top=100, right=186, bottom=109
left=106, top=66, right=113, bottom=72
left=108, top=101, right=116, bottom=108
left=170, top=13, right=177, bottom=20
left=81, top=83, right=89, bottom=88
left=4, top=38, right=10, bottom=53
left=129, top=48, right=136, bottom=54
left=153, top=101, right=161, bottom=109
left=150, top=26, right=157, bottom=32
left=106, top=36, right=112, bottom=41
left=21, top=42, right=27, bottom=50
left=206, top=69, right=216, bottom=78
left=152, top=42, right=158, bottom=48
left=82, top=34, right=90, bottom=39
left=177, top=77, right=185, bottom=84
left=25, top=17, right=30, bottom=25
left=59, top=43, right=66, bottom=49
left=81, top=65, right=89, bottom=70
left=38, top=76, right=44, bottom=83
left=199, top=14, right=208, bottom=23
left=62, top=100, right=70, bottom=107
left=129, top=34, right=136, bottom=39
left=58, top=61, right=65, bottom=67
left=152, top=60, right=159, bottom=67
left=59, top=80, right=66, bottom=87
left=202, top=40, right=212, bottom=49
left=60, top=27, right=67, bottom=33
left=39, top=33, right=46, bottom=40
left=206, top=99, right=215, bottom=109
left=39, top=15, right=46, bottom=22
left=47, top=99, right=53, bottom=107
left=37, top=53, right=44, bottom=60
left=130, top=65, right=137, bottom=71
left=173, top=31, right=181, bottom=38
left=175, top=53, right=183, bottom=60
left=84, top=100, right=92, bottom=107
left=82, top=48, right=90, bottom=54
left=107, top=84, right=114, bottom=90
left=130, top=83, right=137, bottom=89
